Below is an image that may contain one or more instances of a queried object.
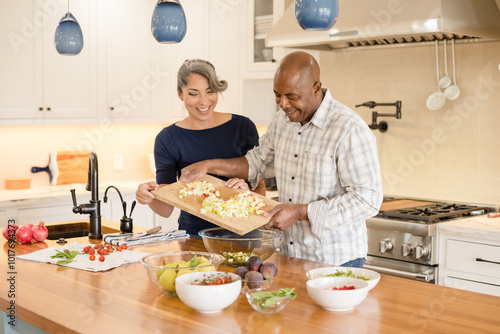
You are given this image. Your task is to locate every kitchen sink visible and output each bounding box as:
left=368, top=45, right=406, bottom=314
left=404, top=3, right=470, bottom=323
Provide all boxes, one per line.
left=46, top=222, right=119, bottom=240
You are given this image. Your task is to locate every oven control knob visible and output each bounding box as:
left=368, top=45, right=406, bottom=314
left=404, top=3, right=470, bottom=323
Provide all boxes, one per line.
left=415, top=245, right=429, bottom=259
left=379, top=239, right=393, bottom=254
left=401, top=243, right=413, bottom=257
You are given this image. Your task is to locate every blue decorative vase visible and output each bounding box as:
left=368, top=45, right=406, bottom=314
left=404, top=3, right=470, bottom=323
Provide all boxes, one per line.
left=295, top=0, right=339, bottom=31
left=151, top=0, right=187, bottom=43
left=54, top=12, right=84, bottom=55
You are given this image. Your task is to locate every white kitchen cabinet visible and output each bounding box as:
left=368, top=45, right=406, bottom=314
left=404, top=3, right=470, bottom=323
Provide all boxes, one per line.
left=241, top=0, right=284, bottom=78
left=438, top=233, right=500, bottom=297
left=17, top=202, right=77, bottom=224
left=99, top=0, right=155, bottom=121
left=0, top=0, right=98, bottom=123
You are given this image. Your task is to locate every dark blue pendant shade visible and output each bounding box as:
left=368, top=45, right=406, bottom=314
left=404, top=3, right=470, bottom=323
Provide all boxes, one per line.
left=54, top=12, right=84, bottom=55
left=151, top=0, right=187, bottom=44
left=295, top=0, right=339, bottom=31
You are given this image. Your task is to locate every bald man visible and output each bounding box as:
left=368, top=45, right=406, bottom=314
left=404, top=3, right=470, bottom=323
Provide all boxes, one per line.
left=181, top=51, right=383, bottom=267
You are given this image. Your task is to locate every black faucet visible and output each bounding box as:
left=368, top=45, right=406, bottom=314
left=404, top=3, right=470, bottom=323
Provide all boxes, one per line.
left=356, top=101, right=402, bottom=133
left=103, top=186, right=135, bottom=234
left=70, top=152, right=102, bottom=240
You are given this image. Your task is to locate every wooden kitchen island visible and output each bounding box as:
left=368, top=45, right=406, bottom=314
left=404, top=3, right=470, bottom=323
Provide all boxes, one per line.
left=1, top=220, right=500, bottom=334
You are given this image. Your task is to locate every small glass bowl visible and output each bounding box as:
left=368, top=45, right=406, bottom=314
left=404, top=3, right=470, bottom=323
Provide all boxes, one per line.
left=246, top=288, right=291, bottom=314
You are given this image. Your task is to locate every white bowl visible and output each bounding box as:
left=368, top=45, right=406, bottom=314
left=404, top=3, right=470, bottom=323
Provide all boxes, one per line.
left=307, top=277, right=369, bottom=312
left=306, top=266, right=380, bottom=291
left=175, top=271, right=241, bottom=313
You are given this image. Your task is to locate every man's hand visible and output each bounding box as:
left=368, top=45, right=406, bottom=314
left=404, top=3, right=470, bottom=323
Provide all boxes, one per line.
left=225, top=178, right=249, bottom=190
left=180, top=161, right=209, bottom=182
left=136, top=181, right=159, bottom=205
left=263, top=204, right=308, bottom=230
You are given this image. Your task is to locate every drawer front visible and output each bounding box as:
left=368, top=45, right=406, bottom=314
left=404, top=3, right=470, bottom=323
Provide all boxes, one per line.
left=446, top=239, right=500, bottom=278
left=444, top=276, right=500, bottom=297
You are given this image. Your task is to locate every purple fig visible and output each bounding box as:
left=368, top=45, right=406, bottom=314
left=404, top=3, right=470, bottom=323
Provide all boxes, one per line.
left=235, top=266, right=249, bottom=279
left=245, top=270, right=264, bottom=289
left=247, top=255, right=263, bottom=272
left=259, top=262, right=278, bottom=280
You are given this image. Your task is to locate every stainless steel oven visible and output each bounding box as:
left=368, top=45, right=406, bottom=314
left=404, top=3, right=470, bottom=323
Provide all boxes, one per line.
left=364, top=198, right=497, bottom=284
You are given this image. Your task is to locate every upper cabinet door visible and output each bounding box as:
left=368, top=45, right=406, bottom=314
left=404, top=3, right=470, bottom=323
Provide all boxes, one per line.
left=242, top=0, right=284, bottom=78
left=0, top=0, right=97, bottom=122
left=41, top=0, right=97, bottom=119
left=0, top=0, right=41, bottom=120
left=102, top=0, right=153, bottom=120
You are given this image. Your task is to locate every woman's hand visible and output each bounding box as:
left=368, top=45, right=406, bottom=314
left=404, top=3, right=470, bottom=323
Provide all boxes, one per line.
left=136, top=181, right=159, bottom=205
left=225, top=178, right=249, bottom=190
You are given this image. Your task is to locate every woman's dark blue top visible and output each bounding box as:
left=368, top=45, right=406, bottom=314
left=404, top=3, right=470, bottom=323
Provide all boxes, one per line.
left=154, top=114, right=259, bottom=237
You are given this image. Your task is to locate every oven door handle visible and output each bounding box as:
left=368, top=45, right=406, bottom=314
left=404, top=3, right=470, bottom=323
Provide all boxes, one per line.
left=363, top=264, right=435, bottom=282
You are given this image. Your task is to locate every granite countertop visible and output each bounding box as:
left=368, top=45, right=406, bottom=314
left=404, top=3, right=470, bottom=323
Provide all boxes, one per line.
left=0, top=180, right=144, bottom=202
left=438, top=214, right=500, bottom=240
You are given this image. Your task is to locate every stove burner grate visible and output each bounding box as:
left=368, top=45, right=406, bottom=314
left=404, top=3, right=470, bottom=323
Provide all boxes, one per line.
left=382, top=203, right=489, bottom=224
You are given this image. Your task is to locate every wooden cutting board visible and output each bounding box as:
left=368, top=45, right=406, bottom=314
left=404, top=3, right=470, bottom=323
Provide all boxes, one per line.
left=380, top=199, right=436, bottom=212
left=152, top=175, right=279, bottom=235
left=31, top=151, right=90, bottom=185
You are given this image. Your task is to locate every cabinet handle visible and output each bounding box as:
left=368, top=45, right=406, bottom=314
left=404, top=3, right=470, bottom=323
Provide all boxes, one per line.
left=46, top=107, right=51, bottom=111
left=476, top=258, right=500, bottom=265
left=39, top=107, right=43, bottom=111
left=110, top=106, right=114, bottom=111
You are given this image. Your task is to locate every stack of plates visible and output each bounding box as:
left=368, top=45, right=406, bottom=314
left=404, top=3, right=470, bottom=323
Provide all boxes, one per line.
left=255, top=15, right=273, bottom=39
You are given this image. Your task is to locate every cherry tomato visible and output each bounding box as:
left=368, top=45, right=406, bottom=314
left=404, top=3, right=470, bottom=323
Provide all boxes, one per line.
left=94, top=244, right=102, bottom=249
left=121, top=245, right=128, bottom=250
left=83, top=246, right=91, bottom=253
left=101, top=249, right=107, bottom=256
left=116, top=246, right=122, bottom=251
left=88, top=249, right=95, bottom=255
left=224, top=277, right=232, bottom=284
left=99, top=256, right=105, bottom=262
left=89, top=255, right=96, bottom=261
left=216, top=277, right=223, bottom=285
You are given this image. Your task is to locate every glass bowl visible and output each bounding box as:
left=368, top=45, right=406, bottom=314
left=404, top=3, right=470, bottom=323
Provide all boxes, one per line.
left=198, top=227, right=283, bottom=267
left=246, top=288, right=291, bottom=314
left=140, top=251, right=225, bottom=296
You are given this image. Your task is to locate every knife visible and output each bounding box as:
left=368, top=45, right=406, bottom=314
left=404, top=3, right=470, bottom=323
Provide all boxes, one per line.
left=122, top=226, right=161, bottom=241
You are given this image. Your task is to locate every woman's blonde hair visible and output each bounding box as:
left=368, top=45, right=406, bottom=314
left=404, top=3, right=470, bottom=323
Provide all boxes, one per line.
left=177, top=59, right=228, bottom=93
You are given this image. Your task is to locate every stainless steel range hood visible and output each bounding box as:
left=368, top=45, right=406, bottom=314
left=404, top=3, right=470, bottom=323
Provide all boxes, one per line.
left=266, top=0, right=500, bottom=50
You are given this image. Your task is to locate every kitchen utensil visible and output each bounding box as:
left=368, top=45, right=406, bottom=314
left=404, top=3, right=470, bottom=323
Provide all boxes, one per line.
left=444, top=38, right=461, bottom=100
left=123, top=226, right=161, bottom=241
left=31, top=151, right=91, bottom=185
left=152, top=175, right=279, bottom=235
left=438, top=39, right=452, bottom=89
left=426, top=40, right=446, bottom=111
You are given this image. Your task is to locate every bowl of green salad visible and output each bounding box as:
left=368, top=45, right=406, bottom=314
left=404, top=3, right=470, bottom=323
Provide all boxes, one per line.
left=305, top=267, right=380, bottom=291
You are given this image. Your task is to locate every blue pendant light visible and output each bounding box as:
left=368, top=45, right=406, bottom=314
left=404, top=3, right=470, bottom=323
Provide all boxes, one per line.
left=151, top=0, right=187, bottom=44
left=295, top=0, right=339, bottom=31
left=54, top=1, right=84, bottom=56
